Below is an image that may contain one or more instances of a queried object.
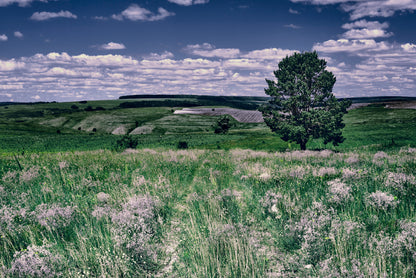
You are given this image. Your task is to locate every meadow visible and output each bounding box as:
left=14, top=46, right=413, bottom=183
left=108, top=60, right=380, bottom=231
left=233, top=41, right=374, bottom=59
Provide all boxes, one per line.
left=1, top=96, right=416, bottom=277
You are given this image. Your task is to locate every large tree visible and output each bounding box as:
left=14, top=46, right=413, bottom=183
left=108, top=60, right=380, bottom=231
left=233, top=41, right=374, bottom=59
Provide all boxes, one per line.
left=260, top=51, right=351, bottom=150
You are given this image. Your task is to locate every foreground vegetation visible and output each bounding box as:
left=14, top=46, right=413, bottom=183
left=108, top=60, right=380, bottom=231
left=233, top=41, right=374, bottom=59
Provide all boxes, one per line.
left=1, top=147, right=416, bottom=277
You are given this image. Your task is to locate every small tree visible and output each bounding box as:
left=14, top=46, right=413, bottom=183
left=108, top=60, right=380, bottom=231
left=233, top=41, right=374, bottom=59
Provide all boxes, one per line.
left=214, top=116, right=232, bottom=134
left=260, top=51, right=351, bottom=150
left=115, top=135, right=139, bottom=151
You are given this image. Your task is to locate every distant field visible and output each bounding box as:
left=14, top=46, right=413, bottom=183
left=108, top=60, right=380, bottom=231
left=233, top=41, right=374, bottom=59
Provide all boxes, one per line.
left=0, top=95, right=415, bottom=153
left=174, top=108, right=264, bottom=123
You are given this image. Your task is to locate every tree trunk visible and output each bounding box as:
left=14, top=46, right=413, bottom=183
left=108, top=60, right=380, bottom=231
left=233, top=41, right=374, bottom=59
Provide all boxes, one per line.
left=300, top=141, right=307, bottom=150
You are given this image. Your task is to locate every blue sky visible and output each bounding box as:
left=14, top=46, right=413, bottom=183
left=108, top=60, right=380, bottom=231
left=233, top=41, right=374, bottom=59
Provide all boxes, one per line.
left=1, top=0, right=416, bottom=102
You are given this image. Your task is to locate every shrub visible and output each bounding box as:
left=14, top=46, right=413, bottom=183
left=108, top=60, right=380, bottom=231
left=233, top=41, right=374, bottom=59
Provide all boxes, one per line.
left=32, top=203, right=76, bottom=230
left=367, top=191, right=399, bottom=210
left=9, top=244, right=63, bottom=278
left=177, top=141, right=188, bottom=149
left=214, top=116, right=232, bottom=134
left=114, top=135, right=139, bottom=151
left=111, top=195, right=161, bottom=272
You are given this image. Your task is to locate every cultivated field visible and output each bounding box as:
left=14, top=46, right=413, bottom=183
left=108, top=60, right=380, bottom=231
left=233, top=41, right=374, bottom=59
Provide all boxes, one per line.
left=174, top=108, right=264, bottom=123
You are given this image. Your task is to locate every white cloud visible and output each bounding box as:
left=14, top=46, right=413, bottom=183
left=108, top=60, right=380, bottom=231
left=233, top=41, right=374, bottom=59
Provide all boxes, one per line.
left=313, top=39, right=391, bottom=53
left=193, top=48, right=241, bottom=58
left=340, top=20, right=392, bottom=39
left=93, top=16, right=107, bottom=20
left=0, top=34, right=7, bottom=41
left=185, top=43, right=214, bottom=50
left=45, top=67, right=79, bottom=77
left=345, top=1, right=416, bottom=20
left=185, top=44, right=298, bottom=60
left=3, top=42, right=416, bottom=102
left=14, top=31, right=23, bottom=38
left=30, top=10, right=77, bottom=21
left=290, top=0, right=416, bottom=19
left=289, top=8, right=300, bottom=14
left=143, top=51, right=174, bottom=60
left=0, top=0, right=47, bottom=7
left=0, top=59, right=25, bottom=71
left=112, top=4, right=174, bottom=21
left=242, top=48, right=298, bottom=60
left=100, top=42, right=126, bottom=50
left=342, top=28, right=393, bottom=39
left=185, top=43, right=240, bottom=58
left=342, top=20, right=389, bottom=30
left=284, top=24, right=302, bottom=29
left=72, top=54, right=139, bottom=67
left=168, top=0, right=209, bottom=5
left=401, top=43, right=416, bottom=52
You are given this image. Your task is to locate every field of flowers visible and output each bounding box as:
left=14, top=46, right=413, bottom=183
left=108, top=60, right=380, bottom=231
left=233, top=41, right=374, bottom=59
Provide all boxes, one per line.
left=1, top=147, right=416, bottom=277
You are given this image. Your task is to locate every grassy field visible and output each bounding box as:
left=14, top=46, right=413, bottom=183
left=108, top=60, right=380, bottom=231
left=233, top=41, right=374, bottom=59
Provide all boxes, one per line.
left=1, top=96, right=416, bottom=277
left=1, top=148, right=416, bottom=277
left=1, top=96, right=416, bottom=153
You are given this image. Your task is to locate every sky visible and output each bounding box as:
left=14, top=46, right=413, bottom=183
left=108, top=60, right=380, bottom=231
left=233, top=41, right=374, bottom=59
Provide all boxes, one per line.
left=1, top=0, right=416, bottom=102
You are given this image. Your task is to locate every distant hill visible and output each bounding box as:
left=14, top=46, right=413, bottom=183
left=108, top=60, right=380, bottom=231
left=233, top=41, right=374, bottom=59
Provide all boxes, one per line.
left=340, top=96, right=416, bottom=103
left=119, top=94, right=268, bottom=110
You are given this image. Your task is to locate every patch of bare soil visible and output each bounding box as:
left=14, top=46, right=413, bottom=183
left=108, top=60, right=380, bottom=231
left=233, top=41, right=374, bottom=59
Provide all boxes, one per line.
left=111, top=126, right=127, bottom=135
left=129, top=125, right=154, bottom=135
left=347, top=103, right=370, bottom=110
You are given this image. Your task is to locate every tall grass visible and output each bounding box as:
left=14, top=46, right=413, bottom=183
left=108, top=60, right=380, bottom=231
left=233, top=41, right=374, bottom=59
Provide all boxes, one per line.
left=1, top=147, right=416, bottom=277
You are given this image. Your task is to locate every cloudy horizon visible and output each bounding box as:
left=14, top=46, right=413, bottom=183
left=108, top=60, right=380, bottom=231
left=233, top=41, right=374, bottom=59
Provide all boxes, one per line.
left=1, top=0, right=416, bottom=102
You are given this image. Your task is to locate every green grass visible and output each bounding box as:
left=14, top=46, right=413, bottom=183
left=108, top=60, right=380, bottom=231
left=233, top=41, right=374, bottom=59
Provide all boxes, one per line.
left=1, top=97, right=416, bottom=276
left=1, top=148, right=416, bottom=277
left=1, top=97, right=416, bottom=154
left=341, top=106, right=416, bottom=150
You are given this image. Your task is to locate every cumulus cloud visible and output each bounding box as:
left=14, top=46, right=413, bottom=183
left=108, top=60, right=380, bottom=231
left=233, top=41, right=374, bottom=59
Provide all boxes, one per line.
left=112, top=4, right=174, bottom=21
left=193, top=48, right=241, bottom=58
left=342, top=20, right=389, bottom=30
left=242, top=48, right=297, bottom=60
left=168, top=0, right=209, bottom=5
left=340, top=19, right=393, bottom=39
left=313, top=39, right=391, bottom=53
left=0, top=0, right=47, bottom=7
left=401, top=43, right=416, bottom=52
left=342, top=28, right=393, bottom=39
left=30, top=10, right=77, bottom=21
left=290, top=0, right=416, bottom=19
left=100, top=42, right=126, bottom=50
left=14, top=31, right=23, bottom=38
left=143, top=51, right=174, bottom=60
left=344, top=1, right=416, bottom=20
left=185, top=43, right=240, bottom=58
left=2, top=42, right=416, bottom=102
left=0, top=34, right=7, bottom=41
left=0, top=59, right=25, bottom=71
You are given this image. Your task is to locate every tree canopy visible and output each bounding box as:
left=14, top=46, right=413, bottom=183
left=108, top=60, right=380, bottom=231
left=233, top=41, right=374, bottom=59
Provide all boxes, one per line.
left=260, top=51, right=351, bottom=150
